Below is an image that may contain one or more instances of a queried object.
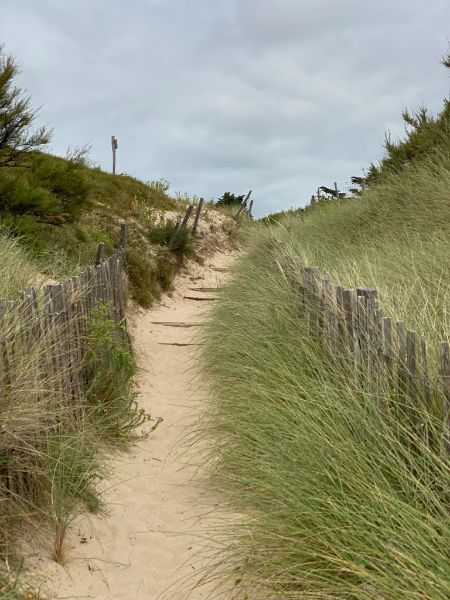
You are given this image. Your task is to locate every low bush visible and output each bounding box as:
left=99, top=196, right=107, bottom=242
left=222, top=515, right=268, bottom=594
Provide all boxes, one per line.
left=147, top=221, right=195, bottom=258
left=0, top=153, right=91, bottom=222
left=84, top=302, right=148, bottom=443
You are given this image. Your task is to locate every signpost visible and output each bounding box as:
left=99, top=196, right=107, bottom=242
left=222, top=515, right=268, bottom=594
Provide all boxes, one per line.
left=111, top=135, right=118, bottom=174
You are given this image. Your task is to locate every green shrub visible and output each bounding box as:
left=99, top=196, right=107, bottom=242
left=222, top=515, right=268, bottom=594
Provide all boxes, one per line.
left=125, top=246, right=156, bottom=307
left=0, top=154, right=91, bottom=221
left=83, top=302, right=147, bottom=443
left=0, top=175, right=59, bottom=215
left=155, top=253, right=175, bottom=291
left=216, top=192, right=245, bottom=207
left=367, top=54, right=450, bottom=183
left=147, top=221, right=195, bottom=258
left=29, top=152, right=91, bottom=219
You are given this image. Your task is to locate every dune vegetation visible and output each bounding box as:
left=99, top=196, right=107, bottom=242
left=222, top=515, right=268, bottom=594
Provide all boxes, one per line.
left=200, top=58, right=450, bottom=598
left=0, top=44, right=233, bottom=598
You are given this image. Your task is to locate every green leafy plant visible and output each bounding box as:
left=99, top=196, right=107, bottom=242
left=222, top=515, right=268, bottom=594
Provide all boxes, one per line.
left=147, top=221, right=195, bottom=258
left=83, top=302, right=150, bottom=443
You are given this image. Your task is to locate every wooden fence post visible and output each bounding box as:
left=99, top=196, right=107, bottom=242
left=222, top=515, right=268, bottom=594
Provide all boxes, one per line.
left=95, top=242, right=105, bottom=266
left=440, top=341, right=450, bottom=450
left=421, top=337, right=431, bottom=406
left=119, top=223, right=128, bottom=253
left=180, top=204, right=194, bottom=229
left=235, top=190, right=252, bottom=219
left=192, top=198, right=204, bottom=234
left=342, top=289, right=355, bottom=357
left=406, top=330, right=418, bottom=423
left=396, top=321, right=407, bottom=396
left=382, top=317, right=393, bottom=375
left=168, top=216, right=182, bottom=251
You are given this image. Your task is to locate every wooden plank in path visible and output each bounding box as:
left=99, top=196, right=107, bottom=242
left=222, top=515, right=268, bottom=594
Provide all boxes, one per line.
left=183, top=296, right=217, bottom=302
left=189, top=287, right=221, bottom=292
left=151, top=321, right=203, bottom=328
left=158, top=342, right=204, bottom=347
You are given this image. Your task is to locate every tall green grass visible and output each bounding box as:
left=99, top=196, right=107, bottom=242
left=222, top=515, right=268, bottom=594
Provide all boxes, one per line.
left=201, top=242, right=450, bottom=598
left=279, top=151, right=450, bottom=349
left=200, top=151, right=450, bottom=598
left=0, top=292, right=149, bottom=591
left=0, top=228, right=40, bottom=299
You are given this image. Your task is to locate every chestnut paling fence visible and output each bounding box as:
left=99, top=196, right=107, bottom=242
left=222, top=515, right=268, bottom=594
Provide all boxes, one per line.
left=284, top=259, right=450, bottom=448
left=0, top=202, right=211, bottom=497
left=0, top=226, right=129, bottom=496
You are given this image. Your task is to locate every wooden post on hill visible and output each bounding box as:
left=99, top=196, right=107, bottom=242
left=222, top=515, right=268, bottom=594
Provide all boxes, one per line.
left=95, top=242, right=105, bottom=266
left=168, top=216, right=182, bottom=251
left=111, top=136, right=118, bottom=174
left=181, top=204, right=194, bottom=228
left=192, top=198, right=204, bottom=234
left=236, top=190, right=252, bottom=219
left=334, top=181, right=339, bottom=201
left=440, top=341, right=450, bottom=451
left=119, top=223, right=128, bottom=253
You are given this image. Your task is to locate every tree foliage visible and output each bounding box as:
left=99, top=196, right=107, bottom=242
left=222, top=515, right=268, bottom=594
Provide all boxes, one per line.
left=366, top=54, right=450, bottom=184
left=216, top=192, right=245, bottom=207
left=0, top=45, right=51, bottom=167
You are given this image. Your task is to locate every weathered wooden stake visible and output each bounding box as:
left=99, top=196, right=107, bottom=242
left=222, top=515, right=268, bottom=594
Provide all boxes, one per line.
left=192, top=198, right=204, bottom=234
left=421, top=337, right=431, bottom=406
left=236, top=190, right=252, bottom=219
left=95, top=242, right=105, bottom=266
left=440, top=341, right=450, bottom=450
left=167, top=217, right=182, bottom=251
left=406, top=331, right=418, bottom=416
left=119, top=223, right=128, bottom=252
left=181, top=204, right=194, bottom=228
left=382, top=317, right=393, bottom=374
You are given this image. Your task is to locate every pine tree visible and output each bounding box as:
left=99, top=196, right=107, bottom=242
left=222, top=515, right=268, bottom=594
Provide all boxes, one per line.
left=0, top=45, right=51, bottom=168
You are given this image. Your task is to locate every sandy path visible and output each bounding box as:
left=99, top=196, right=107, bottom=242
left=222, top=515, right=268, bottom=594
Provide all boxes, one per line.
left=35, top=252, right=236, bottom=599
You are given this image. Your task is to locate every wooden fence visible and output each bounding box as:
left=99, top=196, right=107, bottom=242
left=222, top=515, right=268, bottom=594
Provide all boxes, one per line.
left=285, top=259, right=450, bottom=447
left=0, top=227, right=128, bottom=428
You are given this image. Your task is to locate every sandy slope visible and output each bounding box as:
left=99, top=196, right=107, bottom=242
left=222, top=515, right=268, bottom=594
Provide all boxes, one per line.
left=32, top=252, right=237, bottom=599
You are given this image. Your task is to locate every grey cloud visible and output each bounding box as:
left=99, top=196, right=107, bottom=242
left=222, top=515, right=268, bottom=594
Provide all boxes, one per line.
left=1, top=0, right=449, bottom=216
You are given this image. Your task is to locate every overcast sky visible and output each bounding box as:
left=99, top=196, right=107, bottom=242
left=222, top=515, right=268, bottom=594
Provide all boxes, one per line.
left=1, top=1, right=450, bottom=216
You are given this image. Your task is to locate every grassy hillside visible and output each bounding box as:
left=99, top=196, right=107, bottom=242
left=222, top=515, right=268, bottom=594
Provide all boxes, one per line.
left=200, top=70, right=450, bottom=598
left=0, top=151, right=199, bottom=307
